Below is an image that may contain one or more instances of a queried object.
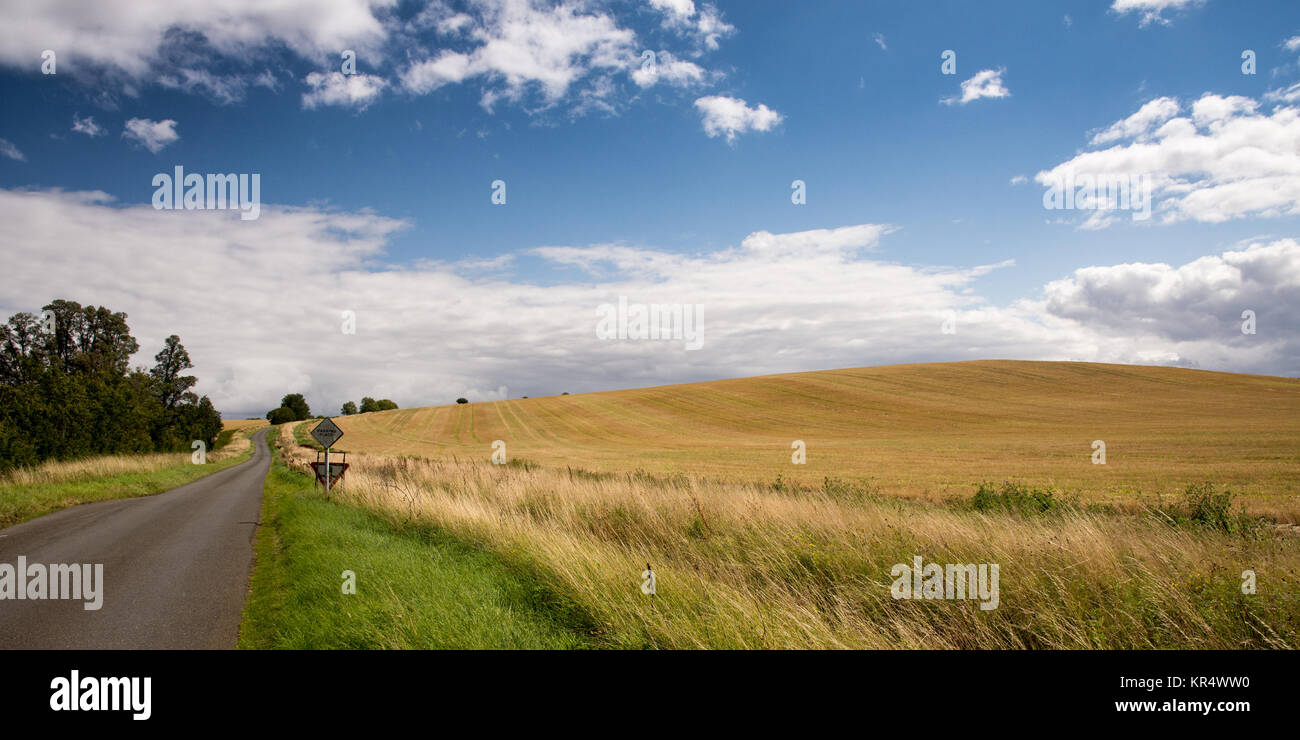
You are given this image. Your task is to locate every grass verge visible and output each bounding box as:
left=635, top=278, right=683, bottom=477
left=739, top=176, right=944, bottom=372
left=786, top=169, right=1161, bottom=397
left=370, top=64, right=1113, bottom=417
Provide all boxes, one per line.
left=238, top=427, right=593, bottom=649
left=0, top=435, right=256, bottom=528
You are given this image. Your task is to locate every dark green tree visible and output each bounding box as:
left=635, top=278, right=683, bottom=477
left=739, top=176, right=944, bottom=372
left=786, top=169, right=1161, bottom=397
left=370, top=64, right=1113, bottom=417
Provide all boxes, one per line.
left=341, top=401, right=358, bottom=415
left=266, top=407, right=296, bottom=425
left=359, top=396, right=379, bottom=413
left=279, top=393, right=311, bottom=421
left=150, top=335, right=196, bottom=410
left=0, top=300, right=221, bottom=472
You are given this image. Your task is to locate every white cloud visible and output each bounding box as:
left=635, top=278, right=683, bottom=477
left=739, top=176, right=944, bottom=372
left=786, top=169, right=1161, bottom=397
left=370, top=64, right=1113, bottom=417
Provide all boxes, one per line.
left=648, top=0, right=695, bottom=18
left=1037, top=92, right=1300, bottom=225
left=1110, top=0, right=1203, bottom=27
left=1286, top=35, right=1300, bottom=53
left=648, top=0, right=734, bottom=52
left=1088, top=96, right=1179, bottom=145
left=157, top=68, right=251, bottom=105
left=0, top=139, right=24, bottom=161
left=1042, top=238, right=1300, bottom=370
left=0, top=0, right=393, bottom=78
left=400, top=51, right=476, bottom=94
left=1010, top=175, right=1028, bottom=185
left=122, top=118, right=179, bottom=153
left=1266, top=82, right=1300, bottom=104
left=4, top=189, right=1295, bottom=419
left=0, top=0, right=736, bottom=117
left=694, top=95, right=783, bottom=142
left=942, top=68, right=1010, bottom=106
left=302, top=71, right=388, bottom=109
left=631, top=50, right=708, bottom=88
left=400, top=0, right=636, bottom=110
left=873, top=33, right=887, bottom=51
left=71, top=114, right=104, bottom=137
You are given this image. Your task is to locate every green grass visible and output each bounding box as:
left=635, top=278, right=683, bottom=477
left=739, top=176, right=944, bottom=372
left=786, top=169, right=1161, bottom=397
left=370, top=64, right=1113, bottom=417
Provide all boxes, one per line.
left=289, top=419, right=321, bottom=450
left=238, top=428, right=593, bottom=649
left=0, top=447, right=254, bottom=529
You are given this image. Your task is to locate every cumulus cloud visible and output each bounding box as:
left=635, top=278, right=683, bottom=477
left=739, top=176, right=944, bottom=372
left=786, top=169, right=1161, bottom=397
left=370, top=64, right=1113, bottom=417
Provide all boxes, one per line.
left=631, top=50, right=708, bottom=88
left=122, top=118, right=179, bottom=153
left=0, top=0, right=738, bottom=117
left=71, top=114, right=104, bottom=137
left=1042, top=238, right=1300, bottom=371
left=647, top=0, right=734, bottom=52
left=0, top=0, right=392, bottom=78
left=941, top=68, right=1010, bottom=106
left=400, top=0, right=636, bottom=111
left=302, top=71, right=388, bottom=109
left=693, top=95, right=783, bottom=142
left=0, top=139, right=24, bottom=161
left=1110, top=0, right=1203, bottom=27
left=1036, top=93, right=1300, bottom=226
left=1088, top=96, right=1179, bottom=145
left=3, top=189, right=1295, bottom=419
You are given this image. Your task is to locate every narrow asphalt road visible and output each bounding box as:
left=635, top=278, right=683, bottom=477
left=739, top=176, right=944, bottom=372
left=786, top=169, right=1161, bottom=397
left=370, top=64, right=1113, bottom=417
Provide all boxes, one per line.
left=0, top=429, right=270, bottom=649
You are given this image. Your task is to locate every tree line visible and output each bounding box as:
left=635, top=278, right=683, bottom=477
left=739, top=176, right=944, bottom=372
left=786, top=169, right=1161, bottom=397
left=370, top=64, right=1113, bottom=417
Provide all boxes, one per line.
left=264, top=395, right=397, bottom=424
left=0, top=300, right=223, bottom=473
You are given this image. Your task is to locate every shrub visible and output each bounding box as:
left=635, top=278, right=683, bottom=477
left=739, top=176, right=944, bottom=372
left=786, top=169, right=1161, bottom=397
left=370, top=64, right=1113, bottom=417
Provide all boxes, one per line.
left=456, top=398, right=468, bottom=404
left=1155, top=482, right=1266, bottom=536
left=266, top=407, right=296, bottom=425
left=972, top=480, right=1061, bottom=515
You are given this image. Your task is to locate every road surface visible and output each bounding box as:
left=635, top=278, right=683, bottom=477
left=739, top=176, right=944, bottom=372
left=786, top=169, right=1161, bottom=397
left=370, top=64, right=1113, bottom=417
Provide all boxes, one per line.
left=0, top=429, right=270, bottom=649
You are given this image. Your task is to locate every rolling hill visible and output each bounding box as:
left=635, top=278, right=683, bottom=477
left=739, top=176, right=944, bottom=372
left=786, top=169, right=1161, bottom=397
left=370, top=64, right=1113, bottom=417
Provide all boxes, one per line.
left=317, top=360, right=1300, bottom=517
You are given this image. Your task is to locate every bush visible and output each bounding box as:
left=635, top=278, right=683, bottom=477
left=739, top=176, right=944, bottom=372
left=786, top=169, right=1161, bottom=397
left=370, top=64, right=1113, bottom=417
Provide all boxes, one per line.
left=1155, top=482, right=1265, bottom=536
left=456, top=398, right=468, bottom=404
left=266, top=407, right=296, bottom=425
left=972, top=480, right=1061, bottom=515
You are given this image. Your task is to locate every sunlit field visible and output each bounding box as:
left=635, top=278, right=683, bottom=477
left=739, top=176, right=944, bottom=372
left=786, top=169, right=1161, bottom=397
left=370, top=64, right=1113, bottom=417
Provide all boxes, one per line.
left=277, top=423, right=1300, bottom=649
left=320, top=361, right=1300, bottom=521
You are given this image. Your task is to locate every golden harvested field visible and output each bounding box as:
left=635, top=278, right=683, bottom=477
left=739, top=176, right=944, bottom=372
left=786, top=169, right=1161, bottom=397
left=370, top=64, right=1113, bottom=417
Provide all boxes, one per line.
left=321, top=361, right=1300, bottom=520
left=222, top=418, right=270, bottom=433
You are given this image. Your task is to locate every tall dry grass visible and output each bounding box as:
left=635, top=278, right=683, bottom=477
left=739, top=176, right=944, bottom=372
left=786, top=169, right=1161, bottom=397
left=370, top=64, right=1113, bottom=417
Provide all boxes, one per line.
left=277, top=435, right=1300, bottom=649
left=1, top=424, right=257, bottom=487
left=0, top=451, right=191, bottom=487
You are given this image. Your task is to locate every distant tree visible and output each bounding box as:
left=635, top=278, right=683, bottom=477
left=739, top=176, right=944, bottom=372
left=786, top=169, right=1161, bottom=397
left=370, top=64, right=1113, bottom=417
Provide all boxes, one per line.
left=150, top=335, right=197, bottom=410
left=456, top=397, right=468, bottom=404
left=266, top=407, right=296, bottom=425
left=376, top=399, right=398, bottom=411
left=359, top=396, right=379, bottom=413
left=561, top=392, right=569, bottom=395
left=341, top=401, right=358, bottom=416
left=280, top=393, right=311, bottom=421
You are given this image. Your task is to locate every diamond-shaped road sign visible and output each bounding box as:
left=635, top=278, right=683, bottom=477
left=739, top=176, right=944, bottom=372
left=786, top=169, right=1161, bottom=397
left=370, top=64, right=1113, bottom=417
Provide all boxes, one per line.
left=311, top=417, right=344, bottom=449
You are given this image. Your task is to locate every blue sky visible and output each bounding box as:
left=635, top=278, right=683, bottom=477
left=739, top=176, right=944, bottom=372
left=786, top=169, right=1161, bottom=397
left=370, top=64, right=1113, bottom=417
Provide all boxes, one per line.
left=2, top=0, right=1299, bottom=415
